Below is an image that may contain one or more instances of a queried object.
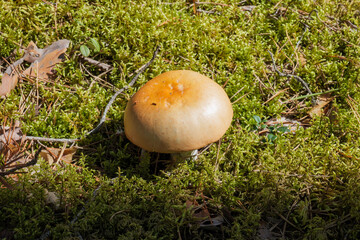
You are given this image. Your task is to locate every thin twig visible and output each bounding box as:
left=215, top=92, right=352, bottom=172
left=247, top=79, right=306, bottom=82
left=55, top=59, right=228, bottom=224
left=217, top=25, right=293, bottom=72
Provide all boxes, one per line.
left=294, top=10, right=317, bottom=51
left=285, top=88, right=338, bottom=102
left=196, top=9, right=220, bottom=15
left=346, top=96, right=360, bottom=125
left=0, top=147, right=43, bottom=176
left=25, top=136, right=80, bottom=143
left=295, top=23, right=308, bottom=51
left=52, top=142, right=67, bottom=166
left=4, top=58, right=24, bottom=75
left=87, top=45, right=160, bottom=135
left=232, top=92, right=250, bottom=105
left=268, top=50, right=315, bottom=104
left=195, top=2, right=231, bottom=7
left=25, top=46, right=160, bottom=142
left=263, top=88, right=288, bottom=104
left=160, top=2, right=185, bottom=5
left=81, top=56, right=112, bottom=71
left=0, top=176, right=14, bottom=189
left=229, top=86, right=245, bottom=100
left=81, top=63, right=117, bottom=90
left=272, top=207, right=303, bottom=232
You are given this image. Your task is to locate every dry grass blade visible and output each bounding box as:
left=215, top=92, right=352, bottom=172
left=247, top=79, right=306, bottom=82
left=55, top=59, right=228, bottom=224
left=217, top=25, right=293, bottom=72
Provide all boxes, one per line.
left=39, top=142, right=76, bottom=168
left=0, top=118, right=35, bottom=187
left=263, top=88, right=288, bottom=104
left=346, top=96, right=360, bottom=125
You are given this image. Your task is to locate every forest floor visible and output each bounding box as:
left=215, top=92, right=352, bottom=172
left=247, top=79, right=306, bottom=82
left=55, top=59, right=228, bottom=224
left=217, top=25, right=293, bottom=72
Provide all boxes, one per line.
left=1, top=0, right=360, bottom=239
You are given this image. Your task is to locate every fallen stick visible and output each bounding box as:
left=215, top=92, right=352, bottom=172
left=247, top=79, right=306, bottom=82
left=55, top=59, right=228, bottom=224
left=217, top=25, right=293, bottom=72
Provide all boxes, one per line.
left=268, top=50, right=315, bottom=104
left=25, top=45, right=161, bottom=143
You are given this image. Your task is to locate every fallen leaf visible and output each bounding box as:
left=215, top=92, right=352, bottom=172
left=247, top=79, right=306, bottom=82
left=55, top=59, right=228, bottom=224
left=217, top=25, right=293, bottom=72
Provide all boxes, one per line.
left=0, top=73, right=18, bottom=97
left=40, top=147, right=77, bottom=165
left=23, top=39, right=70, bottom=79
left=0, top=125, right=31, bottom=184
left=199, top=215, right=224, bottom=229
left=186, top=199, right=226, bottom=229
left=0, top=125, right=24, bottom=153
left=0, top=40, right=70, bottom=96
left=186, top=200, right=210, bottom=221
left=23, top=41, right=44, bottom=63
left=193, top=207, right=210, bottom=221
left=308, top=94, right=334, bottom=118
left=0, top=58, right=23, bottom=97
left=265, top=116, right=305, bottom=133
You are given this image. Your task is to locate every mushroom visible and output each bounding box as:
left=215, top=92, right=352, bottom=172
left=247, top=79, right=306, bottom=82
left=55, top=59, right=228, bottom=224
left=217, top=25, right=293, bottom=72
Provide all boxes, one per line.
left=124, top=70, right=233, bottom=161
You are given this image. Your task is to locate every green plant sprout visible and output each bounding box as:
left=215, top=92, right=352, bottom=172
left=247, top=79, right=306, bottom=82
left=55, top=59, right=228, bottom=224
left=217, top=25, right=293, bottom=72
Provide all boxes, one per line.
left=80, top=38, right=101, bottom=57
left=253, top=115, right=290, bottom=143
left=1, top=0, right=360, bottom=239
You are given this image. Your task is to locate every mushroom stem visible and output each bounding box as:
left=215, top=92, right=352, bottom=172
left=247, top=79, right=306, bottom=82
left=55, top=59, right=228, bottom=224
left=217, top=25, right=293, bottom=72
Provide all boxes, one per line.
left=170, top=149, right=198, bottom=161
left=139, top=149, right=198, bottom=166
left=140, top=148, right=151, bottom=163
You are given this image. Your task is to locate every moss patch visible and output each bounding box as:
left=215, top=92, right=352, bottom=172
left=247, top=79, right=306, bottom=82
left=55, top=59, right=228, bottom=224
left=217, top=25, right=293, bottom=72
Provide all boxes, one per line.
left=1, top=0, right=360, bottom=239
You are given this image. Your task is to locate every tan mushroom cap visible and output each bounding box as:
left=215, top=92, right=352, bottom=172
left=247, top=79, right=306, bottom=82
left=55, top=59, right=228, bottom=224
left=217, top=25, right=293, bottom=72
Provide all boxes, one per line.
left=124, top=70, right=233, bottom=153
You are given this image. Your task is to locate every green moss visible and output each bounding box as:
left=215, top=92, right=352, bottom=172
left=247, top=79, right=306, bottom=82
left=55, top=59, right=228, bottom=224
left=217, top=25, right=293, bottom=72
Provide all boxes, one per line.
left=1, top=0, right=360, bottom=239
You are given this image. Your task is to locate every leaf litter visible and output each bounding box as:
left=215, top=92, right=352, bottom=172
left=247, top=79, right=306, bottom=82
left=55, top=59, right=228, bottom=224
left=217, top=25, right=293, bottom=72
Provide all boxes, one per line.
left=0, top=40, right=71, bottom=187
left=185, top=198, right=232, bottom=230
left=0, top=120, right=31, bottom=184
left=307, top=93, right=334, bottom=118
left=0, top=39, right=70, bottom=96
left=40, top=146, right=77, bottom=165
left=274, top=93, right=335, bottom=128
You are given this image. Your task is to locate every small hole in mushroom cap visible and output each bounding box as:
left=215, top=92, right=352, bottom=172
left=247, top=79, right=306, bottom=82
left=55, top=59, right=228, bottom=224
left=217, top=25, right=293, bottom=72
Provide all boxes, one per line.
left=151, top=103, right=157, bottom=105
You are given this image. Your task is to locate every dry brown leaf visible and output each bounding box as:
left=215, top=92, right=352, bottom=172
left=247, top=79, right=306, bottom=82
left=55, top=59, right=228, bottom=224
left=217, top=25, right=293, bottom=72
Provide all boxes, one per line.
left=0, top=40, right=70, bottom=96
left=23, top=41, right=44, bottom=63
left=40, top=147, right=77, bottom=165
left=186, top=200, right=211, bottom=222
left=263, top=88, right=288, bottom=104
left=23, top=39, right=70, bottom=79
left=0, top=59, right=23, bottom=97
left=0, top=125, right=31, bottom=184
left=193, top=207, right=210, bottom=221
left=0, top=126, right=24, bottom=153
left=308, top=94, right=334, bottom=118
left=0, top=73, right=18, bottom=96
